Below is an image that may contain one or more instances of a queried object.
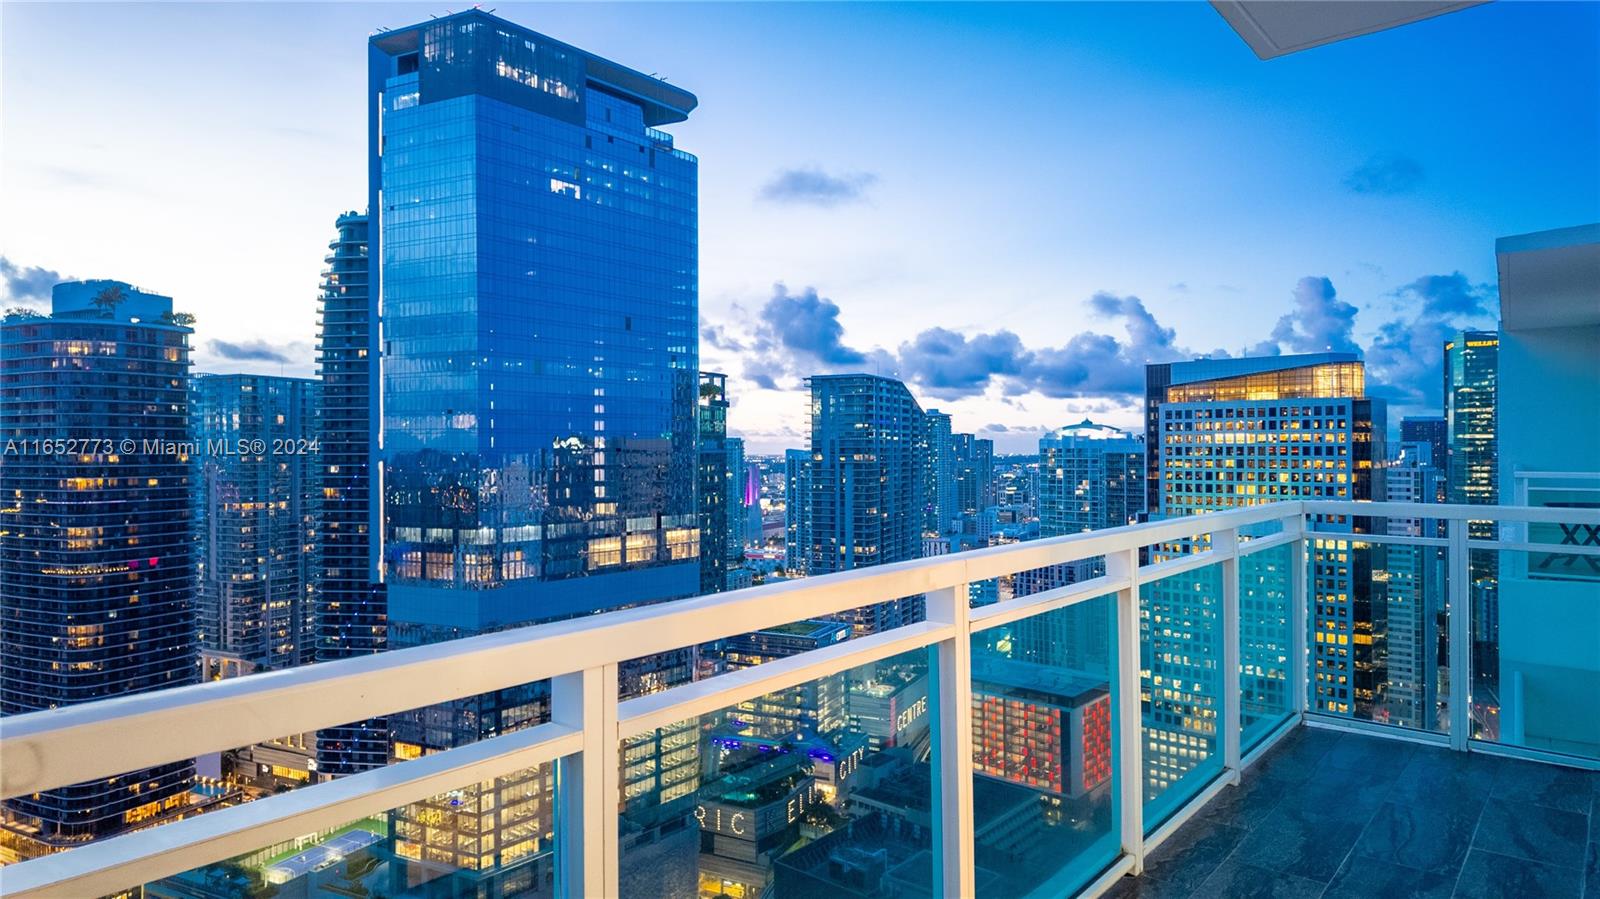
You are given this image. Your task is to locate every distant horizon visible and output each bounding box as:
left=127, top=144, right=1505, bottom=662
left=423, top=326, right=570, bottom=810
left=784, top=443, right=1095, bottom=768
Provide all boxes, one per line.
left=3, top=1, right=1596, bottom=453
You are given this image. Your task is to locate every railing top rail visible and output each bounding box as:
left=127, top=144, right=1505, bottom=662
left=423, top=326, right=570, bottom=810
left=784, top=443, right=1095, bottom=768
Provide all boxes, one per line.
left=3, top=499, right=1588, bottom=802
left=1304, top=500, right=1600, bottom=524
left=0, top=500, right=1303, bottom=800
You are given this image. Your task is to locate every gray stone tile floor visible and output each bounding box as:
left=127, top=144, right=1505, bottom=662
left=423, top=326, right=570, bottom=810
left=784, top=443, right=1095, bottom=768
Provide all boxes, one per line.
left=1104, top=726, right=1600, bottom=899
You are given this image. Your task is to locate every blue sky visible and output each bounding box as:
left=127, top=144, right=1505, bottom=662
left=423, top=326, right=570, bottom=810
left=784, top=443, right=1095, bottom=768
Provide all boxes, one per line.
left=2, top=2, right=1596, bottom=452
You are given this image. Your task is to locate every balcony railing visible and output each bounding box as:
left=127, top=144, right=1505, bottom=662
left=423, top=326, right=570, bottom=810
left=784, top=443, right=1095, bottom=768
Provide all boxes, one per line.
left=1, top=499, right=1596, bottom=898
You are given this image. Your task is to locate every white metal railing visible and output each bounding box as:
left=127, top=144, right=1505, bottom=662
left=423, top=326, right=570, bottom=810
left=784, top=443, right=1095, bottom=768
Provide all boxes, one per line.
left=1, top=499, right=1597, bottom=898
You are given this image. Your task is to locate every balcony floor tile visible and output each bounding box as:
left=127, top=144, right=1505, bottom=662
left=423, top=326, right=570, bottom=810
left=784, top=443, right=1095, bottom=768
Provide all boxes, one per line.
left=1189, top=859, right=1325, bottom=899
left=1323, top=856, right=1458, bottom=899
left=1454, top=848, right=1583, bottom=899
left=1472, top=797, right=1589, bottom=869
left=1100, top=725, right=1598, bottom=899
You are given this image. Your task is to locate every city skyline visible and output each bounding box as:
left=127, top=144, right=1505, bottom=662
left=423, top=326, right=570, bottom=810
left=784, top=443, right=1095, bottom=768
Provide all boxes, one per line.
left=4, top=2, right=1597, bottom=452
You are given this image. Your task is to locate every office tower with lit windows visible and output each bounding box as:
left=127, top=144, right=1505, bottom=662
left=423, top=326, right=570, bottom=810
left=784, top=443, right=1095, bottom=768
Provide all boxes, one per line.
left=0, top=281, right=198, bottom=855
left=725, top=436, right=747, bottom=559
left=1444, top=330, right=1500, bottom=732
left=1145, top=354, right=1385, bottom=790
left=192, top=373, right=318, bottom=672
left=924, top=410, right=956, bottom=534
left=1400, top=415, right=1449, bottom=475
left=1380, top=444, right=1446, bottom=730
left=313, top=210, right=389, bottom=777
left=370, top=10, right=699, bottom=890
left=784, top=448, right=810, bottom=575
left=803, top=374, right=927, bottom=634
left=698, top=372, right=731, bottom=595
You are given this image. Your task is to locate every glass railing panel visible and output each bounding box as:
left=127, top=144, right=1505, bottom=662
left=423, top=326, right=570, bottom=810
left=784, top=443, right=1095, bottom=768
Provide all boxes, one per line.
left=1470, top=543, right=1600, bottom=763
left=1139, top=562, right=1225, bottom=829
left=142, top=762, right=557, bottom=899
left=1303, top=535, right=1450, bottom=735
left=969, top=593, right=1120, bottom=897
left=969, top=575, right=1003, bottom=609
left=617, top=646, right=937, bottom=899
left=1239, top=543, right=1294, bottom=751
left=1238, top=519, right=1285, bottom=542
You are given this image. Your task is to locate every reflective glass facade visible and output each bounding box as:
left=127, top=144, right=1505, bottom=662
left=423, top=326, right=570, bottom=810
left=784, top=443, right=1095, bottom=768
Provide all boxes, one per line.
left=0, top=281, right=197, bottom=853
left=369, top=11, right=699, bottom=893
left=373, top=12, right=700, bottom=645
left=1444, top=330, right=1501, bottom=736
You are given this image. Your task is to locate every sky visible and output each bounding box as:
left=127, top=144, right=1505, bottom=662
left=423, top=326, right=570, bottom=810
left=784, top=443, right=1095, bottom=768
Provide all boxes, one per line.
left=2, top=1, right=1596, bottom=453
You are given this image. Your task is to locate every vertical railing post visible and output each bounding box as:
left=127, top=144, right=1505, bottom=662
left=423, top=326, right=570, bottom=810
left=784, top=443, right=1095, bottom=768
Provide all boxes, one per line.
left=1447, top=519, right=1470, bottom=751
left=927, top=580, right=975, bottom=898
left=553, top=663, right=620, bottom=899
left=1217, top=528, right=1241, bottom=778
left=1288, top=515, right=1309, bottom=717
left=1107, top=546, right=1144, bottom=873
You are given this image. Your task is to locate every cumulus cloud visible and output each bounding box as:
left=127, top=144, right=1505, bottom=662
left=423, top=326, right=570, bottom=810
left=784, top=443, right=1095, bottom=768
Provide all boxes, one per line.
left=210, top=339, right=295, bottom=364
left=704, top=272, right=1491, bottom=417
left=1365, top=273, right=1497, bottom=406
left=757, top=284, right=870, bottom=366
left=1394, top=271, right=1496, bottom=319
left=895, top=327, right=1030, bottom=399
left=1343, top=154, right=1425, bottom=195
left=1, top=257, right=65, bottom=306
left=759, top=168, right=878, bottom=207
left=701, top=323, right=745, bottom=353
left=1252, top=276, right=1361, bottom=355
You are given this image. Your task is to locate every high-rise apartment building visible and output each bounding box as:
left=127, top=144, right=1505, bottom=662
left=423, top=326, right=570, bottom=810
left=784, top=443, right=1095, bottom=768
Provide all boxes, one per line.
left=1444, top=330, right=1500, bottom=729
left=802, top=374, right=927, bottom=634
left=1380, top=444, right=1446, bottom=730
left=313, top=211, right=388, bottom=776
left=1038, top=420, right=1143, bottom=541
left=784, top=448, right=810, bottom=575
left=1145, top=354, right=1385, bottom=794
left=698, top=372, right=730, bottom=595
left=954, top=434, right=995, bottom=525
left=923, top=410, right=955, bottom=534
left=0, top=281, right=198, bottom=854
left=369, top=11, right=699, bottom=891
left=725, top=436, right=747, bottom=560
left=192, top=374, right=318, bottom=672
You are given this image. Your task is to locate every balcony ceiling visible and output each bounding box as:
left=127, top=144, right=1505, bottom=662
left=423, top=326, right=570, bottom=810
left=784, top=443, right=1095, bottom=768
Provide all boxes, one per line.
left=1210, top=0, right=1487, bottom=59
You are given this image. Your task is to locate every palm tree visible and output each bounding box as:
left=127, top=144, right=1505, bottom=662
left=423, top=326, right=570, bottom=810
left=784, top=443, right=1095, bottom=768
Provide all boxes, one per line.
left=90, top=285, right=126, bottom=317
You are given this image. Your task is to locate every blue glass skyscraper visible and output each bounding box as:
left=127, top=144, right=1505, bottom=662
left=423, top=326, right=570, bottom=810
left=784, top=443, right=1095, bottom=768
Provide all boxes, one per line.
left=369, top=11, right=699, bottom=889
left=372, top=9, right=699, bottom=646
